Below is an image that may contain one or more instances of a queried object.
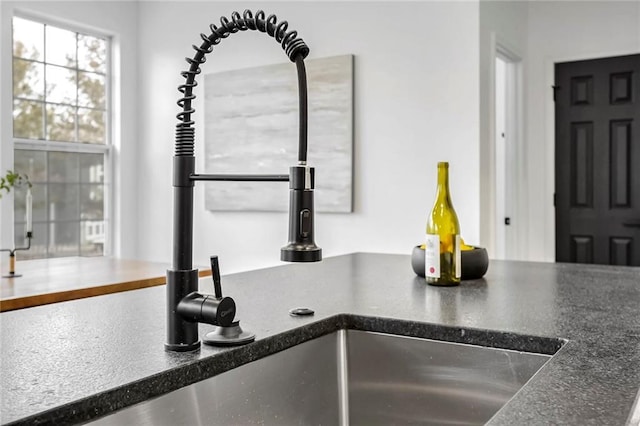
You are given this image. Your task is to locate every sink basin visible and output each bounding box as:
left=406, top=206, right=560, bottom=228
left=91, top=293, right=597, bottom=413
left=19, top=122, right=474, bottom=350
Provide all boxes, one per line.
left=89, top=329, right=552, bottom=425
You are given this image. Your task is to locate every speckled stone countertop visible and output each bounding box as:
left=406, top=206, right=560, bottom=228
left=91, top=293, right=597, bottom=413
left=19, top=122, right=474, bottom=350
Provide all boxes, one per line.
left=1, top=253, right=639, bottom=425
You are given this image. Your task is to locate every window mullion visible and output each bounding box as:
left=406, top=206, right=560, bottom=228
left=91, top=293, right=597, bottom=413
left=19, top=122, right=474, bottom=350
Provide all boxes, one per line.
left=15, top=139, right=109, bottom=154
left=46, top=152, right=51, bottom=257
left=42, top=24, right=48, bottom=140
left=75, top=32, right=79, bottom=144
left=77, top=168, right=81, bottom=255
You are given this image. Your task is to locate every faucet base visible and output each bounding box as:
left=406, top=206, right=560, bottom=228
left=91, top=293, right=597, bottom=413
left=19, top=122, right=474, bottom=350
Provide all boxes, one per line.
left=164, top=340, right=201, bottom=352
left=203, top=321, right=255, bottom=347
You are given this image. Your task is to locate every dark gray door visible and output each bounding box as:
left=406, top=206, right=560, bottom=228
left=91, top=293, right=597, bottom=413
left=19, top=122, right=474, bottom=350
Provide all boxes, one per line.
left=555, top=54, right=640, bottom=266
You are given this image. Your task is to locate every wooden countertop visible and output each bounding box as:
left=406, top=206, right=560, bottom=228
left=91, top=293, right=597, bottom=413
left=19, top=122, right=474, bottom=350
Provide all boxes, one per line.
left=0, top=257, right=211, bottom=312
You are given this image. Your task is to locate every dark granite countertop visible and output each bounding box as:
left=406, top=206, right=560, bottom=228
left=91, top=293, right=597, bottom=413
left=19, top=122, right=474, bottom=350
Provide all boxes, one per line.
left=1, top=253, right=639, bottom=425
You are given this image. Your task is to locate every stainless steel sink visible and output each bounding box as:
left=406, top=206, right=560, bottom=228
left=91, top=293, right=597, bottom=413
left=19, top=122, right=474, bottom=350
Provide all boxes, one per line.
left=89, top=329, right=551, bottom=425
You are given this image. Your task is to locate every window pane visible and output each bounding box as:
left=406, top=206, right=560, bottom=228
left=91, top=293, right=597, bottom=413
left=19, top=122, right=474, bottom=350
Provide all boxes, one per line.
left=49, top=221, right=79, bottom=257
left=13, top=220, right=30, bottom=242
left=12, top=217, right=25, bottom=242
left=46, top=64, right=76, bottom=105
left=78, top=71, right=105, bottom=108
left=45, top=25, right=76, bottom=67
left=80, top=184, right=104, bottom=220
left=14, top=222, right=48, bottom=260
left=13, top=17, right=44, bottom=61
left=13, top=183, right=47, bottom=224
left=78, top=108, right=105, bottom=144
left=13, top=99, right=44, bottom=139
left=81, top=220, right=105, bottom=256
left=13, top=59, right=44, bottom=100
left=78, top=34, right=106, bottom=73
left=32, top=184, right=48, bottom=223
left=49, top=152, right=79, bottom=183
left=14, top=150, right=47, bottom=182
left=80, top=153, right=104, bottom=183
left=46, top=104, right=76, bottom=142
left=13, top=185, right=27, bottom=226
left=49, top=183, right=79, bottom=221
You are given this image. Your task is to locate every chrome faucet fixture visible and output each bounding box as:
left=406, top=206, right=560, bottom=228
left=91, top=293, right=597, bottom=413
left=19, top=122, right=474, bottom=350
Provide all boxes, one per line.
left=166, top=10, right=321, bottom=352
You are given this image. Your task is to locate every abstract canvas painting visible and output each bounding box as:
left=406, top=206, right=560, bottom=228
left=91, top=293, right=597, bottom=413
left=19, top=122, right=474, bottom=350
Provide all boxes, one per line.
left=204, top=54, right=353, bottom=212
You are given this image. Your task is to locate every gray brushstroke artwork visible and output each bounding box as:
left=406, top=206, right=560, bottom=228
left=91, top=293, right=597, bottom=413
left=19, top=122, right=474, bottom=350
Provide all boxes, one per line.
left=204, top=54, right=353, bottom=212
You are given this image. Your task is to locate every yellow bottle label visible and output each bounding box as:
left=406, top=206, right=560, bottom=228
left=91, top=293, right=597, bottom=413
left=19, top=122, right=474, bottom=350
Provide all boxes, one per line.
left=425, top=234, right=440, bottom=278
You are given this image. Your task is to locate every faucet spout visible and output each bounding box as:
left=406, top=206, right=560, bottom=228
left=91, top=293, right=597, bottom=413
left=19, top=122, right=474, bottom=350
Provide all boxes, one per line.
left=281, top=165, right=322, bottom=262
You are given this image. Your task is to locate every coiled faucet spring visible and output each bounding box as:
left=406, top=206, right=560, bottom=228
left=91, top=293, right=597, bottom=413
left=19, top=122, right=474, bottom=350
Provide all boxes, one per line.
left=175, top=9, right=310, bottom=157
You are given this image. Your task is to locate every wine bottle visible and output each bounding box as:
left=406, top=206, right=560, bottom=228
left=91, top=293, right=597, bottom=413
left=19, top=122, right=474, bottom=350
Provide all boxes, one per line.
left=425, top=162, right=461, bottom=286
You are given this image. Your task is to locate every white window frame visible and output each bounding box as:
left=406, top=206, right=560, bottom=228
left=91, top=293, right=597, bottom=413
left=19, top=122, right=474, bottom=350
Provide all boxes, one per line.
left=12, top=12, right=113, bottom=257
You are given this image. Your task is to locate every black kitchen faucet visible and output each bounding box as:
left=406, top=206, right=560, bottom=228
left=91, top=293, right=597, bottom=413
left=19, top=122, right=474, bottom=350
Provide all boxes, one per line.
left=166, top=10, right=321, bottom=352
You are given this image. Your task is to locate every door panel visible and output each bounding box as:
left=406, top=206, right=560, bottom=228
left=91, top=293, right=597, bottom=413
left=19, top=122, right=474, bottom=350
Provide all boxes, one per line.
left=570, top=122, right=593, bottom=207
left=610, top=120, right=631, bottom=207
left=555, top=54, right=640, bottom=266
left=571, top=236, right=593, bottom=264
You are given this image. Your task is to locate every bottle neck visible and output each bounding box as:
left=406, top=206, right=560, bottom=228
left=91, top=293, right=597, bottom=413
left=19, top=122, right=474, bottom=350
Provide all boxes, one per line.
left=436, top=164, right=451, bottom=202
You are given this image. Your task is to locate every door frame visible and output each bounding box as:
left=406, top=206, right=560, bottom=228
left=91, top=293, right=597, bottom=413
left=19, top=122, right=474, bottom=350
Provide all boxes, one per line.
left=484, top=31, right=525, bottom=260
left=496, top=47, right=524, bottom=260
left=544, top=49, right=640, bottom=261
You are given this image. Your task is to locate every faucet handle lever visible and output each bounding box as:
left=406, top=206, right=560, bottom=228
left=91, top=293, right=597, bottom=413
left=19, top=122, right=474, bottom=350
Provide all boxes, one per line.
left=210, top=255, right=223, bottom=299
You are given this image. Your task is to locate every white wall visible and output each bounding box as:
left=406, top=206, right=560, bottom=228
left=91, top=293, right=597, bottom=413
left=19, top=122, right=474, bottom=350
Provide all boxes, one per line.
left=0, top=0, right=139, bottom=259
left=137, top=1, right=481, bottom=273
left=526, top=1, right=640, bottom=261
